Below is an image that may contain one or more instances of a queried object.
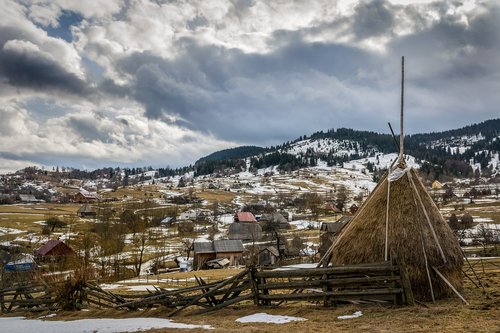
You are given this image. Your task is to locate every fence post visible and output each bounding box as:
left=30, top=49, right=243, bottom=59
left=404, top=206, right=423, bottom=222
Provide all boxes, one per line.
left=249, top=267, right=260, bottom=306
left=398, top=259, right=415, bottom=306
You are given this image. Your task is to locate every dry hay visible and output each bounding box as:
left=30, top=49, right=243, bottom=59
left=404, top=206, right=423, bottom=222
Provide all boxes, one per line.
left=330, top=167, right=463, bottom=301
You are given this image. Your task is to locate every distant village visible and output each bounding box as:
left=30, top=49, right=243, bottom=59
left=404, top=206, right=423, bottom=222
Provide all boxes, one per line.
left=0, top=160, right=498, bottom=288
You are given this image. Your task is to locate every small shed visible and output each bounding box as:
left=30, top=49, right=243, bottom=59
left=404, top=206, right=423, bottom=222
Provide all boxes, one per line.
left=77, top=204, right=96, bottom=217
left=206, top=257, right=230, bottom=269
left=258, top=246, right=279, bottom=266
left=35, top=240, right=75, bottom=257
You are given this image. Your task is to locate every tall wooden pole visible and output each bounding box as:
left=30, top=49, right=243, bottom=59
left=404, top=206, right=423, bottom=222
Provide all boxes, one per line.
left=399, top=56, right=405, bottom=165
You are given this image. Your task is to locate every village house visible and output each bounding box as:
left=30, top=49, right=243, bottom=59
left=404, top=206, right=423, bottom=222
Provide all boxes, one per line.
left=193, top=239, right=244, bottom=270
left=177, top=209, right=210, bottom=221
left=228, top=212, right=262, bottom=241
left=259, top=212, right=291, bottom=230
left=73, top=189, right=99, bottom=203
left=35, top=240, right=75, bottom=259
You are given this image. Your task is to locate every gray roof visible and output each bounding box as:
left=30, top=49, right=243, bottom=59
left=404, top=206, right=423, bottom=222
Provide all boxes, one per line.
left=194, top=240, right=244, bottom=254
left=320, top=216, right=351, bottom=234
left=193, top=242, right=215, bottom=254
left=260, top=246, right=279, bottom=257
left=77, top=204, right=95, bottom=214
left=214, top=239, right=244, bottom=253
left=260, top=212, right=288, bottom=224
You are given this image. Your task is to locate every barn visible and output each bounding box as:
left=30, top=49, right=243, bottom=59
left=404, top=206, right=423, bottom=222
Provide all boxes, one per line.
left=193, top=240, right=244, bottom=270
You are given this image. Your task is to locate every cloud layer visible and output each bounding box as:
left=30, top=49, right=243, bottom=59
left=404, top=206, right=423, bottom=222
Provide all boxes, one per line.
left=0, top=0, right=499, bottom=172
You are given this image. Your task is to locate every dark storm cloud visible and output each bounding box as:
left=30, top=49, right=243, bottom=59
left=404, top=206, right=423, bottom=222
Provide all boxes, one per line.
left=115, top=38, right=378, bottom=143
left=0, top=45, right=89, bottom=96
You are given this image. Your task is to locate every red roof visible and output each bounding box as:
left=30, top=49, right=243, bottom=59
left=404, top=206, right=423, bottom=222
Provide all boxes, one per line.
left=235, top=212, right=257, bottom=223
left=35, top=240, right=74, bottom=256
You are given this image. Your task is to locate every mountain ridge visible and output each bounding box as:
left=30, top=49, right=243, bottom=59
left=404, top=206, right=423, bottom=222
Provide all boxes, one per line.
left=193, top=118, right=500, bottom=179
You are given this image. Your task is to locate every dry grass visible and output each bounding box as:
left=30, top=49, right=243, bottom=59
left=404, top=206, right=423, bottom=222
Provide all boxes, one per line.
left=196, top=191, right=236, bottom=204
left=100, top=186, right=162, bottom=200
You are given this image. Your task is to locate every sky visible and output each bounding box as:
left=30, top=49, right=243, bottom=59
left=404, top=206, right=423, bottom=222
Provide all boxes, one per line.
left=0, top=0, right=498, bottom=173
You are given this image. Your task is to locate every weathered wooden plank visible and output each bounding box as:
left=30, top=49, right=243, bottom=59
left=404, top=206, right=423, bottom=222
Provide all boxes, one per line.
left=398, top=260, right=415, bottom=306
left=191, top=294, right=253, bottom=315
left=195, top=276, right=217, bottom=306
left=6, top=298, right=56, bottom=306
left=249, top=268, right=260, bottom=306
left=255, top=265, right=398, bottom=279
left=258, top=276, right=399, bottom=290
left=259, top=288, right=404, bottom=301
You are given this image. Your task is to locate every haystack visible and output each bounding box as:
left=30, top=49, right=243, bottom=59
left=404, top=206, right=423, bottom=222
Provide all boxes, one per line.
left=328, top=164, right=463, bottom=300
left=327, top=57, right=463, bottom=301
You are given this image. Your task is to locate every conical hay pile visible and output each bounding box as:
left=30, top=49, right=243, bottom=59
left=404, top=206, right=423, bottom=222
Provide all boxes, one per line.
left=330, top=167, right=463, bottom=300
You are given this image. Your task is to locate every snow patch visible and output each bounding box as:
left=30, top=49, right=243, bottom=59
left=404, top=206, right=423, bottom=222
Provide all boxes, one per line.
left=236, top=313, right=306, bottom=324
left=337, top=311, right=363, bottom=320
left=0, top=317, right=213, bottom=333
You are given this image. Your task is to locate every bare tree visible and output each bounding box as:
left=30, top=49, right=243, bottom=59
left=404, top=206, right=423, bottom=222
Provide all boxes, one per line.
left=131, top=230, right=148, bottom=277
left=181, top=238, right=195, bottom=260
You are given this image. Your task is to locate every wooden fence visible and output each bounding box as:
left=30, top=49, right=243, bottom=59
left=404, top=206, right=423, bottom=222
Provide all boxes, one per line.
left=251, top=261, right=412, bottom=307
left=0, top=261, right=413, bottom=315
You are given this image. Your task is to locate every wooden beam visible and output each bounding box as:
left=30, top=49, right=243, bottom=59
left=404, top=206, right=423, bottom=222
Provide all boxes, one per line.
left=432, top=266, right=469, bottom=305
left=399, top=55, right=405, bottom=164
left=191, top=294, right=253, bottom=315
left=259, top=288, right=403, bottom=301
left=255, top=265, right=396, bottom=279
left=397, top=259, right=415, bottom=306
left=258, top=275, right=399, bottom=290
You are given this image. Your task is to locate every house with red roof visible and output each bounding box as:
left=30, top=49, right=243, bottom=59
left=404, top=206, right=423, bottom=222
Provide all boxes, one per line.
left=35, top=240, right=75, bottom=258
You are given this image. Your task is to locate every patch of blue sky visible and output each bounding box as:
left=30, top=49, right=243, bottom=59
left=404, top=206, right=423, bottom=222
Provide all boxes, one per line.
left=23, top=97, right=70, bottom=122
left=44, top=10, right=83, bottom=42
